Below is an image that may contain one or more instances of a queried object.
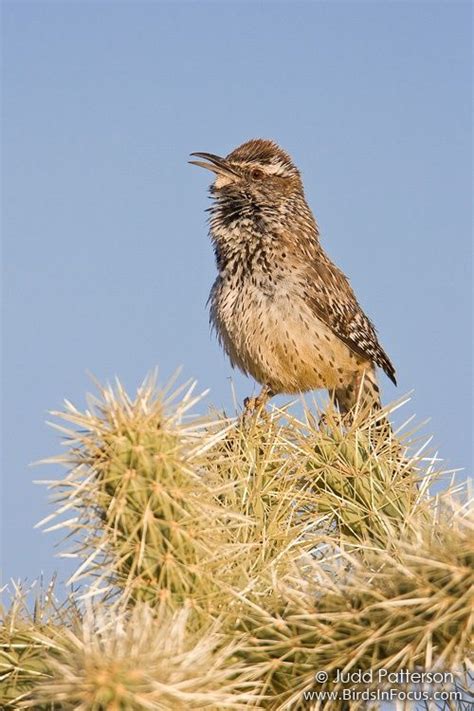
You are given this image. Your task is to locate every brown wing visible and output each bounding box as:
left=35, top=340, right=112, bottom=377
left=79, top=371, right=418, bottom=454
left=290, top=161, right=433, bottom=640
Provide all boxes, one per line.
left=303, top=257, right=397, bottom=385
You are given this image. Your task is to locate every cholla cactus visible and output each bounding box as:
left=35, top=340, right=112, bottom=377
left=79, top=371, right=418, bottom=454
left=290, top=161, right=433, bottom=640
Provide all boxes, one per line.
left=0, top=579, right=77, bottom=709
left=1, top=371, right=471, bottom=710
left=38, top=373, right=246, bottom=611
left=26, top=602, right=261, bottom=711
left=234, top=506, right=473, bottom=709
left=280, top=400, right=432, bottom=548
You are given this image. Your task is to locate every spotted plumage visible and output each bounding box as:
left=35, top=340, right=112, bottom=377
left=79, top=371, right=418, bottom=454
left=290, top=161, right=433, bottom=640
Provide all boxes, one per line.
left=190, top=139, right=396, bottom=415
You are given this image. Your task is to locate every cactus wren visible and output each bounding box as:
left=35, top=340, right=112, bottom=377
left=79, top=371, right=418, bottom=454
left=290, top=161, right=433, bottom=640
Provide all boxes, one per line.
left=190, top=139, right=396, bottom=415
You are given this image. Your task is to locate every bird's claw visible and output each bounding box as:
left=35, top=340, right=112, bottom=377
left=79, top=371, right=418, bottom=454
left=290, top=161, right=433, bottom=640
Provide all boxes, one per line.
left=243, top=396, right=255, bottom=414
left=242, top=388, right=272, bottom=419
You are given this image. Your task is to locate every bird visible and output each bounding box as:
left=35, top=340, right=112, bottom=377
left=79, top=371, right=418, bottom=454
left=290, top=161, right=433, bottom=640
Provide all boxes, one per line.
left=189, top=139, right=396, bottom=418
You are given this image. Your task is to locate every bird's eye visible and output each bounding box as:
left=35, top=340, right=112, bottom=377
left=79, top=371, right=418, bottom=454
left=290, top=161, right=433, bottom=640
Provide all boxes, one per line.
left=250, top=167, right=265, bottom=180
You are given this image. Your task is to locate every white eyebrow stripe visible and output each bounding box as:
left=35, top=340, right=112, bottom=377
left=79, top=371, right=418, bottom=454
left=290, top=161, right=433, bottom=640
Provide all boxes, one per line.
left=263, top=162, right=288, bottom=175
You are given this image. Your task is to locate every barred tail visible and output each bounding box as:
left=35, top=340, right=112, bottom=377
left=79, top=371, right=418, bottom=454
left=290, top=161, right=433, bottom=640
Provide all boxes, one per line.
left=333, top=366, right=382, bottom=418
left=331, top=366, right=406, bottom=468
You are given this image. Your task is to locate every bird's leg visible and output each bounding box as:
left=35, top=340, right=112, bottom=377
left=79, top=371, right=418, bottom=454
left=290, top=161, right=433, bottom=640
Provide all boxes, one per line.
left=243, top=385, right=274, bottom=416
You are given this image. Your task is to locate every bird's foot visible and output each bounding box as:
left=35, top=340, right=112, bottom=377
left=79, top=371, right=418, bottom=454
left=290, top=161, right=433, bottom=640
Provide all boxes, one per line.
left=319, top=409, right=347, bottom=431
left=243, top=386, right=273, bottom=418
left=243, top=395, right=267, bottom=419
left=318, top=412, right=328, bottom=430
left=243, top=395, right=257, bottom=416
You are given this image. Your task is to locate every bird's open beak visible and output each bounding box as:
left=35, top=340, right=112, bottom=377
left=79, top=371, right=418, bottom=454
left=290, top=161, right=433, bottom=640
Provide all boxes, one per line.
left=189, top=152, right=238, bottom=178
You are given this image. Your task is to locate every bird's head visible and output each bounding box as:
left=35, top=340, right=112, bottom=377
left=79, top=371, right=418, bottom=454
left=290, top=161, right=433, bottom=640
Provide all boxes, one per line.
left=189, top=138, right=303, bottom=204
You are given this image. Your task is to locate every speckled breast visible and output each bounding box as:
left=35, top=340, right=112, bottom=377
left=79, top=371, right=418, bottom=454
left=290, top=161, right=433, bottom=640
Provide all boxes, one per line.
left=210, top=272, right=364, bottom=395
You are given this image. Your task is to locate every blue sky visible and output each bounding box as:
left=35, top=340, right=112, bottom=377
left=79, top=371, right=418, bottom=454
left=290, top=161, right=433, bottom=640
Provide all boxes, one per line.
left=2, top=1, right=472, bottom=588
